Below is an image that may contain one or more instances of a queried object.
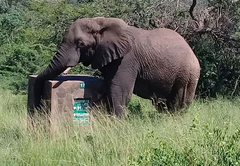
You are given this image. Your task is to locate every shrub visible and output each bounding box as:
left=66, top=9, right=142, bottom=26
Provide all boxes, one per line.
left=0, top=0, right=239, bottom=98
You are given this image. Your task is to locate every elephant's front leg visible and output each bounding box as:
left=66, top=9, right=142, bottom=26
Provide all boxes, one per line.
left=108, top=81, right=135, bottom=118
left=105, top=67, right=137, bottom=118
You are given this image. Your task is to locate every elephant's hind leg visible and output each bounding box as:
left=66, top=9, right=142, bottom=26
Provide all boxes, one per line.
left=185, top=78, right=198, bottom=107
left=166, top=85, right=187, bottom=112
left=167, top=79, right=198, bottom=112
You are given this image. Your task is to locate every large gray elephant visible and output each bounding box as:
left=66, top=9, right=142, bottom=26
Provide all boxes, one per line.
left=34, top=17, right=200, bottom=118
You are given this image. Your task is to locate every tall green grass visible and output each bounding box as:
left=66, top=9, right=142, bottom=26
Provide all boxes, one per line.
left=1, top=88, right=240, bottom=165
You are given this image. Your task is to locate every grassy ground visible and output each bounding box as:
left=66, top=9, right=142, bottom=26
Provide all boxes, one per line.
left=0, top=88, right=240, bottom=166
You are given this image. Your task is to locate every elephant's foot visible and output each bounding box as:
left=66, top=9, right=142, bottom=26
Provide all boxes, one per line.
left=151, top=97, right=167, bottom=113
left=156, top=101, right=168, bottom=113
left=113, top=106, right=127, bottom=118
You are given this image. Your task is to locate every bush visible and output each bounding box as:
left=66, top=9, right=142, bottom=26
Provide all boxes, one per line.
left=0, top=0, right=99, bottom=91
left=0, top=0, right=239, bottom=97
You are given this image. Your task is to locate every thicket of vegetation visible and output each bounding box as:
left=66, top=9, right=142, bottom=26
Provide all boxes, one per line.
left=0, top=0, right=239, bottom=97
left=1, top=89, right=240, bottom=165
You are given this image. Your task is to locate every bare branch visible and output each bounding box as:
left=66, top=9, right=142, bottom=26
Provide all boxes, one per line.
left=231, top=75, right=240, bottom=97
left=189, top=0, right=197, bottom=21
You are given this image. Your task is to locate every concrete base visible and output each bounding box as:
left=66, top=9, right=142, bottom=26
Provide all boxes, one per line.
left=27, top=75, right=106, bottom=133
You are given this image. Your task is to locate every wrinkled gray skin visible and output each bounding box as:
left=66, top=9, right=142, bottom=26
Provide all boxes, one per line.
left=34, top=17, right=200, bottom=118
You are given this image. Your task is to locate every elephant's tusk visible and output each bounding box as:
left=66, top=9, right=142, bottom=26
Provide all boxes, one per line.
left=61, top=67, right=72, bottom=76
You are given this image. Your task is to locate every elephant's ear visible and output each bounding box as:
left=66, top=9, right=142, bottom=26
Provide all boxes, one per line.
left=91, top=19, right=132, bottom=69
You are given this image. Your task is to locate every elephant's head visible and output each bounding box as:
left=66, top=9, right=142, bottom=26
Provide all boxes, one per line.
left=34, top=17, right=132, bottom=108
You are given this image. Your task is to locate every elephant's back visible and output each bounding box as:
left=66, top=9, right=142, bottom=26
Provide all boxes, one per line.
left=131, top=27, right=197, bottom=60
left=144, top=28, right=199, bottom=71
left=149, top=28, right=194, bottom=57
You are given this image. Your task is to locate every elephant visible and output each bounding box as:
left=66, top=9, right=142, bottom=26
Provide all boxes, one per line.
left=34, top=17, right=200, bottom=118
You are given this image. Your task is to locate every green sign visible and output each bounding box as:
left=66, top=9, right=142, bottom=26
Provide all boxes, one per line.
left=73, top=99, right=90, bottom=125
left=80, top=82, right=85, bottom=89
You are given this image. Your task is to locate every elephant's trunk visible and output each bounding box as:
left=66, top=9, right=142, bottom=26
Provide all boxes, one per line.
left=33, top=51, right=67, bottom=110
left=37, top=53, right=67, bottom=81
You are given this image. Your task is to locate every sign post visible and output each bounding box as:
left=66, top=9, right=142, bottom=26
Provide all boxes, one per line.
left=73, top=99, right=90, bottom=125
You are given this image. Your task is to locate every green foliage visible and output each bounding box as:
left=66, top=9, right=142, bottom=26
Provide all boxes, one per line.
left=191, top=0, right=240, bottom=97
left=190, top=37, right=221, bottom=97
left=0, top=0, right=99, bottom=92
left=0, top=0, right=239, bottom=97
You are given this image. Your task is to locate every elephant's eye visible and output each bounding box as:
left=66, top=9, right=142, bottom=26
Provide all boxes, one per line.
left=77, top=40, right=85, bottom=48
